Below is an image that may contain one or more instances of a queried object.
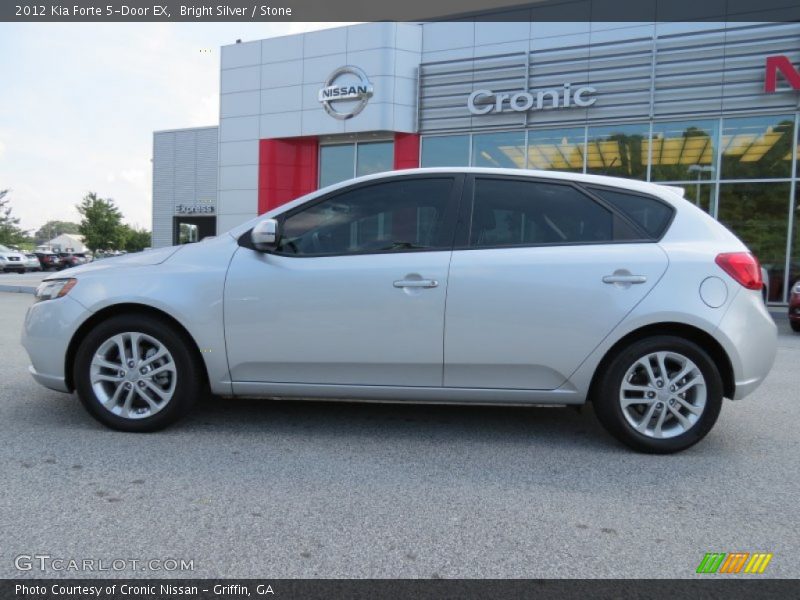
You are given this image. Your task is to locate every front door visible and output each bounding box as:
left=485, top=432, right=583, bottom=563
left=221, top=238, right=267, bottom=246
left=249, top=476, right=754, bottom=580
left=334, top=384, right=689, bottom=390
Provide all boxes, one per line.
left=224, top=175, right=462, bottom=387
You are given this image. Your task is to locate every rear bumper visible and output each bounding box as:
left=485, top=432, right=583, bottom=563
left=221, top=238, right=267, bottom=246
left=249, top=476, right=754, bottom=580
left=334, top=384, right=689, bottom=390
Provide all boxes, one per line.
left=715, top=288, right=778, bottom=400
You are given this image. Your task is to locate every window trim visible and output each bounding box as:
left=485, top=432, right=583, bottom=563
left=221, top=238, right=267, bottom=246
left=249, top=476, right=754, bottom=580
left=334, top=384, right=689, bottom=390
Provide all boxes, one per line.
left=453, top=174, right=658, bottom=251
left=241, top=173, right=466, bottom=259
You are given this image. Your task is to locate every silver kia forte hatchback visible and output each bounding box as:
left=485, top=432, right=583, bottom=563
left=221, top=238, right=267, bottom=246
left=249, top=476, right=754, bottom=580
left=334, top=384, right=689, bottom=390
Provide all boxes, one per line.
left=22, top=168, right=777, bottom=453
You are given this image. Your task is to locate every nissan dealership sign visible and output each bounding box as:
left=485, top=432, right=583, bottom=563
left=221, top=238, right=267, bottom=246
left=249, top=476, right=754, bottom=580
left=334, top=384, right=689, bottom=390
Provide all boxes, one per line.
left=318, top=65, right=374, bottom=120
left=468, top=83, right=597, bottom=115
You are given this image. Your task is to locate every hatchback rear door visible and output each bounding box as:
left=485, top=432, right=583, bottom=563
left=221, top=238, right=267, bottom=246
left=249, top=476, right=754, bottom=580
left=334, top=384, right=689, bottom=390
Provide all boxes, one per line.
left=443, top=175, right=670, bottom=390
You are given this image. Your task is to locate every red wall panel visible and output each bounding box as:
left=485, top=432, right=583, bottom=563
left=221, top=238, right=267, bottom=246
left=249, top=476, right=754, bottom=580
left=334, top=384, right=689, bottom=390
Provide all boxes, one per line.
left=258, top=137, right=319, bottom=214
left=393, top=133, right=420, bottom=170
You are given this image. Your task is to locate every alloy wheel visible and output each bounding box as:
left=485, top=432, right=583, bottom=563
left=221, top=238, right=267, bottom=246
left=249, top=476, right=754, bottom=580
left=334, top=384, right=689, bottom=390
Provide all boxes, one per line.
left=89, top=331, right=177, bottom=419
left=619, top=351, right=707, bottom=439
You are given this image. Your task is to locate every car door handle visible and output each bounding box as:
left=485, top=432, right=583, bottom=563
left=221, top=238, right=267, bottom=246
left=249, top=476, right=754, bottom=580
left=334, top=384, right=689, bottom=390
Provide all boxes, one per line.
left=602, top=274, right=647, bottom=284
left=393, top=279, right=439, bottom=289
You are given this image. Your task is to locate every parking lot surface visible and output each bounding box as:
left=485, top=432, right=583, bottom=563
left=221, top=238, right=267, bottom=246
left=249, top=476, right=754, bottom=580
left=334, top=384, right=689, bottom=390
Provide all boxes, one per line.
left=1, top=291, right=798, bottom=578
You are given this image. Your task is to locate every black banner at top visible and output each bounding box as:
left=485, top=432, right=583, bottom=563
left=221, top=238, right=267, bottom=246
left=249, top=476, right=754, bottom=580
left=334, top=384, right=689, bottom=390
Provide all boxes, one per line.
left=2, top=0, right=800, bottom=22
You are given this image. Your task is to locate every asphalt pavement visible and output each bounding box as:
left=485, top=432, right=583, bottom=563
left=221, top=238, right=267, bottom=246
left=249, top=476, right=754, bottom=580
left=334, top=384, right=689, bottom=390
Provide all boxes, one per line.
left=1, top=291, right=798, bottom=579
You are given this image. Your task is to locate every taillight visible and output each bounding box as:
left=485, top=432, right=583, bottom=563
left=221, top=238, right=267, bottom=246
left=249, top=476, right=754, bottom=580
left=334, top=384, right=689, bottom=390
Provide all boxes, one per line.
left=715, top=252, right=763, bottom=290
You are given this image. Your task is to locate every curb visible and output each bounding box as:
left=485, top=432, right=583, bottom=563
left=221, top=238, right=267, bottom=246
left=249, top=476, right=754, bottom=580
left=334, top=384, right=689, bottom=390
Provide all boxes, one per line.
left=0, top=284, right=36, bottom=294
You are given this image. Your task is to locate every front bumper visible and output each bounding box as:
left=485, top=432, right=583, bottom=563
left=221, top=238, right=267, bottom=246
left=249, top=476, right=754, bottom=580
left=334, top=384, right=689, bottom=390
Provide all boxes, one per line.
left=21, top=295, right=92, bottom=394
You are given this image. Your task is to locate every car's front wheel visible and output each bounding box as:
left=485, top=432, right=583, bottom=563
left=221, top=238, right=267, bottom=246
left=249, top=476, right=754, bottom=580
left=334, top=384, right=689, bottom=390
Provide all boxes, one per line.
left=593, top=335, right=723, bottom=454
left=73, top=314, right=202, bottom=431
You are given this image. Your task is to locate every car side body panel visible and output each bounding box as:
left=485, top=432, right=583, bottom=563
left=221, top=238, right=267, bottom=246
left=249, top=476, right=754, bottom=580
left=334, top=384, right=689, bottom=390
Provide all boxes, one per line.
left=31, top=237, right=237, bottom=396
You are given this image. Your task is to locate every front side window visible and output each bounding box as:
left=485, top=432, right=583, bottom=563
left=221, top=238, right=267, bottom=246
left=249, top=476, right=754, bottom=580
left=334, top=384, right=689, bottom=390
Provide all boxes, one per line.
left=468, top=178, right=641, bottom=248
left=277, top=178, right=455, bottom=256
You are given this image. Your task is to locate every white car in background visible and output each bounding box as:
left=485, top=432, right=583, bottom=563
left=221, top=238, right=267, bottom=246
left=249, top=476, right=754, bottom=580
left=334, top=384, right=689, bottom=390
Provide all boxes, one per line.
left=21, top=168, right=778, bottom=453
left=24, top=253, right=42, bottom=272
left=0, top=244, right=27, bottom=273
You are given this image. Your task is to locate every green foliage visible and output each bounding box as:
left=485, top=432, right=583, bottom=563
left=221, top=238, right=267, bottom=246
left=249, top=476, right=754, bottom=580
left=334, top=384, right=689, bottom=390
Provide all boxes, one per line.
left=76, top=192, right=125, bottom=253
left=0, top=189, right=32, bottom=246
left=74, top=192, right=151, bottom=253
left=34, top=220, right=81, bottom=244
left=119, top=224, right=152, bottom=252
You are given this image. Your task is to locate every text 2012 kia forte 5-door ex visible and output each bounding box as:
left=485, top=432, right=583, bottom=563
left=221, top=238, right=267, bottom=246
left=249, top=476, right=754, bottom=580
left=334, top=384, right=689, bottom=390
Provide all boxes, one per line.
left=22, top=168, right=777, bottom=453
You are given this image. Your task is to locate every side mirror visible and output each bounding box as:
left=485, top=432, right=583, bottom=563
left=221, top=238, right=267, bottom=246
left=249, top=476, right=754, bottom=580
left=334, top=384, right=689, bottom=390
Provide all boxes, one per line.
left=251, top=218, right=279, bottom=251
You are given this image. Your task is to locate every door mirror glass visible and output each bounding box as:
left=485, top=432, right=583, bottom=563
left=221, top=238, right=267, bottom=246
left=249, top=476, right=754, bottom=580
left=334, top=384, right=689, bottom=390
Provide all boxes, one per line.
left=251, top=219, right=279, bottom=251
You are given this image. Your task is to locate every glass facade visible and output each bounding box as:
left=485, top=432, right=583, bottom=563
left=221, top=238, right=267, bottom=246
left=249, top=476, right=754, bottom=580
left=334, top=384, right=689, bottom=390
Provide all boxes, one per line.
left=319, top=141, right=393, bottom=188
left=420, top=112, right=800, bottom=303
left=586, top=124, right=649, bottom=180
left=421, top=134, right=470, bottom=167
left=527, top=128, right=584, bottom=172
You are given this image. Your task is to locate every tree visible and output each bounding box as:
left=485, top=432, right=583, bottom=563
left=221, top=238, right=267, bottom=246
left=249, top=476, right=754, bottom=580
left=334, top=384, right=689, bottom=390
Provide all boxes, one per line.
left=119, top=224, right=152, bottom=252
left=76, top=192, right=124, bottom=252
left=0, top=189, right=30, bottom=246
left=34, top=220, right=81, bottom=244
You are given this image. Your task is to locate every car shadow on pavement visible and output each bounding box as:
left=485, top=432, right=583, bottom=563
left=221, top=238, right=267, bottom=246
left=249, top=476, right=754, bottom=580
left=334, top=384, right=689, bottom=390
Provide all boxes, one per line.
left=182, top=394, right=619, bottom=451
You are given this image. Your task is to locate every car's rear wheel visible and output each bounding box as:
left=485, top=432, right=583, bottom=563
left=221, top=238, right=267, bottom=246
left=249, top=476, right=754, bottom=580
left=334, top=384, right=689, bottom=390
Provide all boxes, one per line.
left=74, top=314, right=201, bottom=431
left=791, top=321, right=800, bottom=333
left=593, top=335, right=723, bottom=454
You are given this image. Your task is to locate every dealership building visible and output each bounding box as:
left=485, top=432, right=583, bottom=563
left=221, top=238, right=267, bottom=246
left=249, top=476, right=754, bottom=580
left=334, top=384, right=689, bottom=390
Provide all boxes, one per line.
left=152, top=19, right=800, bottom=302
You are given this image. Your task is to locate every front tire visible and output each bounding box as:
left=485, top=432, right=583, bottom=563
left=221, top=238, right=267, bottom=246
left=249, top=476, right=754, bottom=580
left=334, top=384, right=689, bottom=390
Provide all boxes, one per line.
left=593, top=335, right=723, bottom=454
left=791, top=321, right=800, bottom=333
left=73, top=314, right=202, bottom=431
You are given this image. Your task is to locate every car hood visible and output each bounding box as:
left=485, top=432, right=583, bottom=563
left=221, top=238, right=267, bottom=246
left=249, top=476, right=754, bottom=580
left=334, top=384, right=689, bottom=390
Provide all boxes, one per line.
left=0, top=251, right=25, bottom=260
left=43, top=245, right=184, bottom=279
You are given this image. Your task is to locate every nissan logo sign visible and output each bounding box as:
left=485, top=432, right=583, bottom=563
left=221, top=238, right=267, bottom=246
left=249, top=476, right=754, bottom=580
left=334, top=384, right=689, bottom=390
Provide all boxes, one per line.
left=318, top=65, right=374, bottom=120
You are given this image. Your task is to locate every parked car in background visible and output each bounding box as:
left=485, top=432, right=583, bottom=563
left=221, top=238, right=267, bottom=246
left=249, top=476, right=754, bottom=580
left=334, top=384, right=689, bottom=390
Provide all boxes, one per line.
left=0, top=244, right=26, bottom=273
left=22, top=168, right=778, bottom=453
left=57, top=252, right=90, bottom=269
left=789, top=281, right=800, bottom=333
left=35, top=251, right=61, bottom=270
left=24, top=253, right=42, bottom=272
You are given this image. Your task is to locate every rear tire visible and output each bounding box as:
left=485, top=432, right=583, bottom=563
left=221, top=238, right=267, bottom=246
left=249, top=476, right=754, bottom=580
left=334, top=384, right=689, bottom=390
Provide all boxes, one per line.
left=73, top=314, right=202, bottom=432
left=593, top=335, right=723, bottom=454
left=791, top=321, right=800, bottom=333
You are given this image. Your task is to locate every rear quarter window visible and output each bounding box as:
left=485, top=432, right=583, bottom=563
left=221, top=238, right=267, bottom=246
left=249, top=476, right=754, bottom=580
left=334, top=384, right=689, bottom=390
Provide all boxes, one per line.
left=586, top=186, right=675, bottom=239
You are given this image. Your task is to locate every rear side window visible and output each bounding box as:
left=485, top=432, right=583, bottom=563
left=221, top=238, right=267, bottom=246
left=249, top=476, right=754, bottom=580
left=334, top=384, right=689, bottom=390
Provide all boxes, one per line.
left=468, top=178, right=641, bottom=248
left=587, top=187, right=674, bottom=239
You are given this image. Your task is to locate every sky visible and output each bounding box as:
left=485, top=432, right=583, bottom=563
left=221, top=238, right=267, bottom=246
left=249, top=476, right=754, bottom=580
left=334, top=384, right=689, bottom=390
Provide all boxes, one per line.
left=0, top=21, right=346, bottom=233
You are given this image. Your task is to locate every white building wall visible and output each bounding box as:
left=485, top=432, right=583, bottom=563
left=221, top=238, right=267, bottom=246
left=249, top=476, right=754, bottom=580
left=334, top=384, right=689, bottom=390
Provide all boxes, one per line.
left=216, top=22, right=423, bottom=232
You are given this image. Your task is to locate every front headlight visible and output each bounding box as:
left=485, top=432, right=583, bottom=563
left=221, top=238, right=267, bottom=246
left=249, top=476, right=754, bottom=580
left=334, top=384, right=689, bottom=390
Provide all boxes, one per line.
left=793, top=282, right=800, bottom=295
left=34, top=278, right=77, bottom=302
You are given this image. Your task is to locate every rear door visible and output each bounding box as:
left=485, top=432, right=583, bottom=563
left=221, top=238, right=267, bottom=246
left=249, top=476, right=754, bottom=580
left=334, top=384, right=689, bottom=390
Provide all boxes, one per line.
left=443, top=176, right=670, bottom=390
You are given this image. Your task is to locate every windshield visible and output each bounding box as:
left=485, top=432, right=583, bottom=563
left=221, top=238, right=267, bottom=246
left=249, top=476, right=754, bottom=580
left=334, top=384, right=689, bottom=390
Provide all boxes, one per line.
left=0, top=244, right=12, bottom=253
